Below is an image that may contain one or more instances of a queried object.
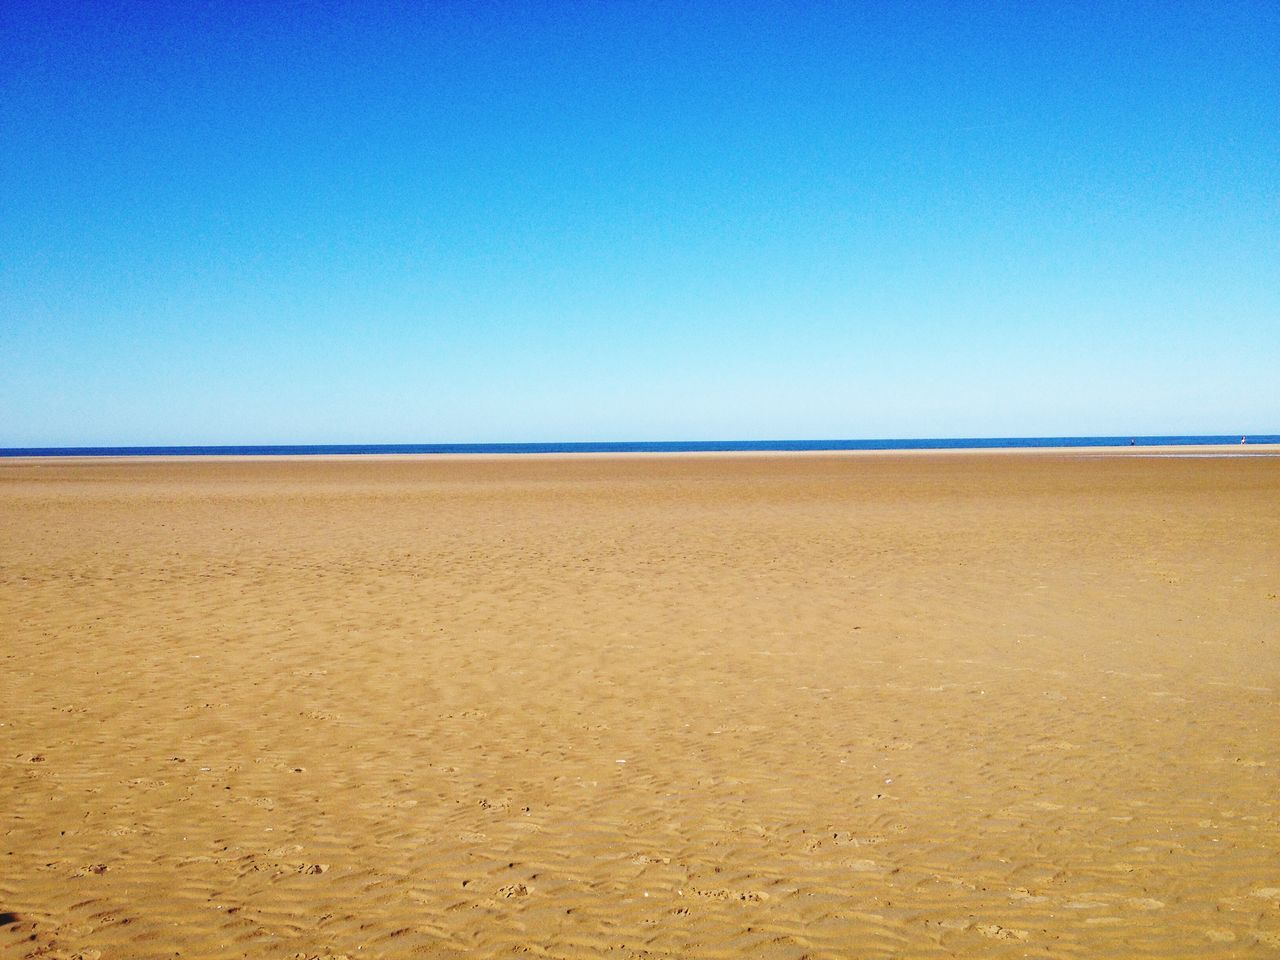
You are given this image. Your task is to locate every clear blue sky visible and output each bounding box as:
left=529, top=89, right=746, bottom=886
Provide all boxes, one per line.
left=2, top=1, right=1276, bottom=444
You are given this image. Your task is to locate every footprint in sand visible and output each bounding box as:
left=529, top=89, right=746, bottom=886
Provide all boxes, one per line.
left=693, top=888, right=769, bottom=902
left=630, top=854, right=671, bottom=865
left=299, top=710, right=337, bottom=721
left=975, top=924, right=1029, bottom=941
left=1009, top=888, right=1049, bottom=904
left=826, top=831, right=884, bottom=848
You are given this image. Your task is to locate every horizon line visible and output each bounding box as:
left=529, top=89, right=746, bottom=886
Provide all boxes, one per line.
left=4, top=433, right=1278, bottom=458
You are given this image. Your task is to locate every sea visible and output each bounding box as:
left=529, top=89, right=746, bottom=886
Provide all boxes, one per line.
left=2, top=436, right=1278, bottom=457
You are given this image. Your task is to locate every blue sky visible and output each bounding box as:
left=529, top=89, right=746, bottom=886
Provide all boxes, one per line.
left=2, top=1, right=1276, bottom=444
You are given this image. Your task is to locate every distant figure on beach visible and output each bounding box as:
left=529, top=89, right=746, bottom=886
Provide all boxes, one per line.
left=1130, top=438, right=1136, bottom=446
left=1241, top=436, right=1248, bottom=444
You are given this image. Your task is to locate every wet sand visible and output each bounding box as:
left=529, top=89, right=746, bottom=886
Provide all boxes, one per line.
left=1, top=451, right=1278, bottom=958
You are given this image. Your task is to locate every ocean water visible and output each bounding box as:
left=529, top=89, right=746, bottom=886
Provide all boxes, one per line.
left=2, top=436, right=1277, bottom=457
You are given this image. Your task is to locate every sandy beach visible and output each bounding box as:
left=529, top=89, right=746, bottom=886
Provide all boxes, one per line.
left=1, top=450, right=1277, bottom=958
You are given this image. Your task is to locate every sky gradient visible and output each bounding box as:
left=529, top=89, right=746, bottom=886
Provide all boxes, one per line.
left=2, top=1, right=1277, bottom=445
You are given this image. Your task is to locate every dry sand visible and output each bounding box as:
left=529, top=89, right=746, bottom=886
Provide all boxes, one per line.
left=1, top=451, right=1277, bottom=958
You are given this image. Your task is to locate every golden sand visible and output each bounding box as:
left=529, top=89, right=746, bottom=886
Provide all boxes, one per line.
left=1, top=452, right=1278, bottom=958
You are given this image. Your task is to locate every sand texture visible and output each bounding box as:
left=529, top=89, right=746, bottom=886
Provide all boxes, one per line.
left=1, top=452, right=1278, bottom=958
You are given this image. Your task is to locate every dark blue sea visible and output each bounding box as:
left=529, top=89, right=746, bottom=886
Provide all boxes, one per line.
left=2, top=436, right=1277, bottom=457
